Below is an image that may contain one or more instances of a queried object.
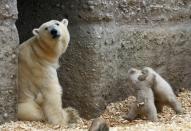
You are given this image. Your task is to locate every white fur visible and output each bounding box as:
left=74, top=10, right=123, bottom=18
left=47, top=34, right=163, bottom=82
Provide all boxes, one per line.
left=127, top=68, right=142, bottom=85
left=143, top=67, right=175, bottom=102
left=17, top=19, right=79, bottom=125
left=142, top=67, right=183, bottom=113
left=126, top=68, right=157, bottom=121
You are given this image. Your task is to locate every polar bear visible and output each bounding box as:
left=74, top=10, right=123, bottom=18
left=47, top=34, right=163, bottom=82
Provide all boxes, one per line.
left=123, top=68, right=158, bottom=121
left=138, top=67, right=183, bottom=114
left=17, top=19, right=79, bottom=125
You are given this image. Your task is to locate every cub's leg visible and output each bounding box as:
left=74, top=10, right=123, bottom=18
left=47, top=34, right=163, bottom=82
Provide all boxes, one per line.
left=123, top=103, right=138, bottom=121
left=41, top=84, right=68, bottom=125
left=155, top=101, right=164, bottom=113
left=146, top=104, right=158, bottom=122
left=17, top=100, right=45, bottom=121
left=168, top=99, right=183, bottom=114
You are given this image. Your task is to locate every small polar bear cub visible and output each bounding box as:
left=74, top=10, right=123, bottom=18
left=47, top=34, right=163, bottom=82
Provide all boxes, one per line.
left=139, top=67, right=183, bottom=114
left=124, top=68, right=158, bottom=121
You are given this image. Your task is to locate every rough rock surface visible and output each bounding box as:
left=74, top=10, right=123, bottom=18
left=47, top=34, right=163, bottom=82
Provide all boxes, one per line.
left=16, top=0, right=191, bottom=119
left=0, top=0, right=18, bottom=124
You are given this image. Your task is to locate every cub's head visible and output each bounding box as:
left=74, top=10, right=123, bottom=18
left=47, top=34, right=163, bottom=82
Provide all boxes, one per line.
left=127, top=68, right=142, bottom=85
left=89, top=117, right=109, bottom=131
left=138, top=67, right=156, bottom=85
left=32, top=19, right=70, bottom=45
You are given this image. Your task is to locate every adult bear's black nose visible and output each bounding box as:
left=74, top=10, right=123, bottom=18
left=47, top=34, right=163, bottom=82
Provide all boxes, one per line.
left=50, top=29, right=60, bottom=38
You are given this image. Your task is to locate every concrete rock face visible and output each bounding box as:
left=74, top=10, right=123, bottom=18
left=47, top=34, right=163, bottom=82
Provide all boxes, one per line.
left=0, top=0, right=18, bottom=123
left=16, top=0, right=191, bottom=119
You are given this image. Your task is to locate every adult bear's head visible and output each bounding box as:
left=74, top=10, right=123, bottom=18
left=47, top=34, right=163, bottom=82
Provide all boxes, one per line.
left=32, top=19, right=70, bottom=55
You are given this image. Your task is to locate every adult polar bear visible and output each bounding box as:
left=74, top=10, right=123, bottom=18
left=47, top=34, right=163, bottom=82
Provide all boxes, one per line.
left=17, top=19, right=79, bottom=125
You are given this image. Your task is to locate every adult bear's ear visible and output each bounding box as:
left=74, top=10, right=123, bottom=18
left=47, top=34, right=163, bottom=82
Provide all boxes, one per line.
left=61, top=19, right=68, bottom=26
left=32, top=28, right=39, bottom=36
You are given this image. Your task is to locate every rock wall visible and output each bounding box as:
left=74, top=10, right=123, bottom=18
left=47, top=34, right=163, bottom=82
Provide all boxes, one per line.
left=0, top=0, right=18, bottom=123
left=16, top=0, right=191, bottom=119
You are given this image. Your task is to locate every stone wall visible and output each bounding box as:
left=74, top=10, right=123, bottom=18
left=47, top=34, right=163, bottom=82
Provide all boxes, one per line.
left=0, top=0, right=18, bottom=123
left=16, top=0, right=191, bottom=119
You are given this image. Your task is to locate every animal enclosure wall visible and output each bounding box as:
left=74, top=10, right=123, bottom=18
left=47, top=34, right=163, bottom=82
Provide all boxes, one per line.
left=0, top=0, right=18, bottom=123
left=1, top=0, right=191, bottom=123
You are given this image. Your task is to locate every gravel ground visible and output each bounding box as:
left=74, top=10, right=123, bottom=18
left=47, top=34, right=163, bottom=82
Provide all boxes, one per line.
left=0, top=89, right=191, bottom=131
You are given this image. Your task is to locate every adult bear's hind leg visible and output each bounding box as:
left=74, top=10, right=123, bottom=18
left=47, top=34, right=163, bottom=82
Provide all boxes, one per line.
left=17, top=100, right=45, bottom=121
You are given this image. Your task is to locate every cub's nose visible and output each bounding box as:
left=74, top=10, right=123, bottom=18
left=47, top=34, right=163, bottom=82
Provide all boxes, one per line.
left=50, top=29, right=60, bottom=38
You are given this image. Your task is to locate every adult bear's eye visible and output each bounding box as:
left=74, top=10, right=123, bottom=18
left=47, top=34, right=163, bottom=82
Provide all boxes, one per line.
left=56, top=23, right=59, bottom=26
left=45, top=27, right=48, bottom=30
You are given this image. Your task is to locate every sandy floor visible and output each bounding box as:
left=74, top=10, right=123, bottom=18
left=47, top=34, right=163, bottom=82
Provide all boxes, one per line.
left=0, top=89, right=191, bottom=131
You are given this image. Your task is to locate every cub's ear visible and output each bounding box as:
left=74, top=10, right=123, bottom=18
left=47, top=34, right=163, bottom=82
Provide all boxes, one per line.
left=61, top=19, right=68, bottom=26
left=32, top=28, right=39, bottom=36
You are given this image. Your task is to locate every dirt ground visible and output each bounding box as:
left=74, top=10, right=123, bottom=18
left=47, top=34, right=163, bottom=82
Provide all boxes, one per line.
left=0, top=89, right=191, bottom=131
